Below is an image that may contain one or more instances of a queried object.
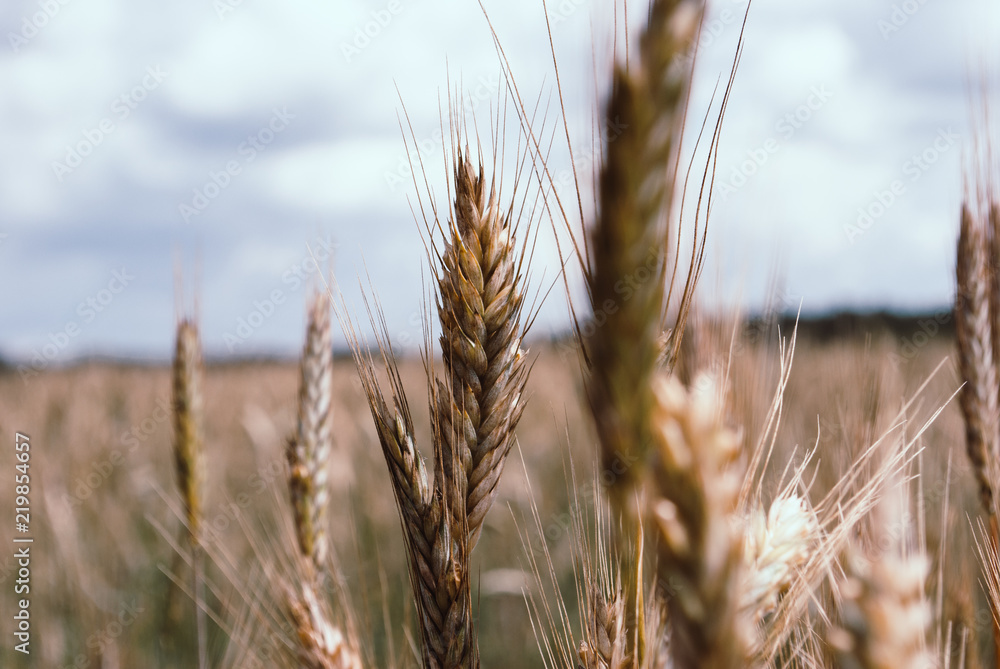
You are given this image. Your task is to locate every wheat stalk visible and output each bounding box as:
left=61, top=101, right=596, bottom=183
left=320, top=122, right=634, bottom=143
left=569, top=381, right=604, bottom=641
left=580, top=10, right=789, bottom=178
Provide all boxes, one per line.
left=288, top=289, right=335, bottom=573
left=648, top=371, right=751, bottom=669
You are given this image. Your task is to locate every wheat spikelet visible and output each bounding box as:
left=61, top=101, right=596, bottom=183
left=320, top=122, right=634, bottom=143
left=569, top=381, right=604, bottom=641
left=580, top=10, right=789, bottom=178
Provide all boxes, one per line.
left=435, top=152, right=528, bottom=550
left=173, top=318, right=205, bottom=543
left=288, top=290, right=335, bottom=572
left=648, top=371, right=750, bottom=669
left=586, top=0, right=705, bottom=518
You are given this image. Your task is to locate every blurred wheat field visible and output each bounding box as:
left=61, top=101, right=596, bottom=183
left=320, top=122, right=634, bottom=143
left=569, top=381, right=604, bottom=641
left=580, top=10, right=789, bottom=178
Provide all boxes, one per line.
left=0, top=323, right=989, bottom=668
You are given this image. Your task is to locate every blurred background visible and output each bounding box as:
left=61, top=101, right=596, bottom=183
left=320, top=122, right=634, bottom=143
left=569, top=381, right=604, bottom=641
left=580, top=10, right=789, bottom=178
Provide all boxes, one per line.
left=0, top=0, right=997, bottom=361
left=3, top=2, right=999, bottom=667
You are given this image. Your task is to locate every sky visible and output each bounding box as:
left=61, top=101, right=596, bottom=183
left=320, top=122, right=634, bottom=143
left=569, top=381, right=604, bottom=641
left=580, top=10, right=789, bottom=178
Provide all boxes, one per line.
left=1, top=0, right=998, bottom=364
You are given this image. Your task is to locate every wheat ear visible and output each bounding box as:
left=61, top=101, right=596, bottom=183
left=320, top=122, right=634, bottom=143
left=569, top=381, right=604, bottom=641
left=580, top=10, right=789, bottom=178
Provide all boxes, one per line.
left=172, top=317, right=208, bottom=669
left=739, top=495, right=817, bottom=628
left=577, top=582, right=630, bottom=669
left=287, top=581, right=364, bottom=669
left=288, top=289, right=335, bottom=573
left=829, top=485, right=932, bottom=669
left=648, top=372, right=750, bottom=669
left=587, top=0, right=705, bottom=515
left=173, top=319, right=205, bottom=543
left=956, top=203, right=1000, bottom=515
left=435, top=152, right=528, bottom=550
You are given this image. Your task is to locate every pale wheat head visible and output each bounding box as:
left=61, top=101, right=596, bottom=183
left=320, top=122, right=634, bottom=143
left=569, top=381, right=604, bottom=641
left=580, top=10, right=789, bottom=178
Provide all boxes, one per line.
left=288, top=289, right=335, bottom=572
left=648, top=371, right=751, bottom=669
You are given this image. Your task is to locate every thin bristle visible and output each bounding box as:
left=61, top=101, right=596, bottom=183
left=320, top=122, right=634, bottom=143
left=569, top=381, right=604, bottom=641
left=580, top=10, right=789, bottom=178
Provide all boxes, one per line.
left=648, top=372, right=750, bottom=669
left=173, top=318, right=205, bottom=543
left=288, top=290, right=335, bottom=571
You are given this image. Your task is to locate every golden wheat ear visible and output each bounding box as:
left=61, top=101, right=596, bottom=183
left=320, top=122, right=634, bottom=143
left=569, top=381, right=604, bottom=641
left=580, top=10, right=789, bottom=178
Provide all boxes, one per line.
left=288, top=289, right=335, bottom=574
left=956, top=156, right=1000, bottom=663
left=956, top=202, right=1000, bottom=517
left=585, top=0, right=707, bottom=519
left=171, top=316, right=209, bottom=668
left=434, top=151, right=529, bottom=551
left=173, top=318, right=205, bottom=545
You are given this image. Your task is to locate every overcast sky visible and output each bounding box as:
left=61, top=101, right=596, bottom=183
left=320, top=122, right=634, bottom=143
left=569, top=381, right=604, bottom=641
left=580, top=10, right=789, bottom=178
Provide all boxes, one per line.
left=1, top=0, right=998, bottom=364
